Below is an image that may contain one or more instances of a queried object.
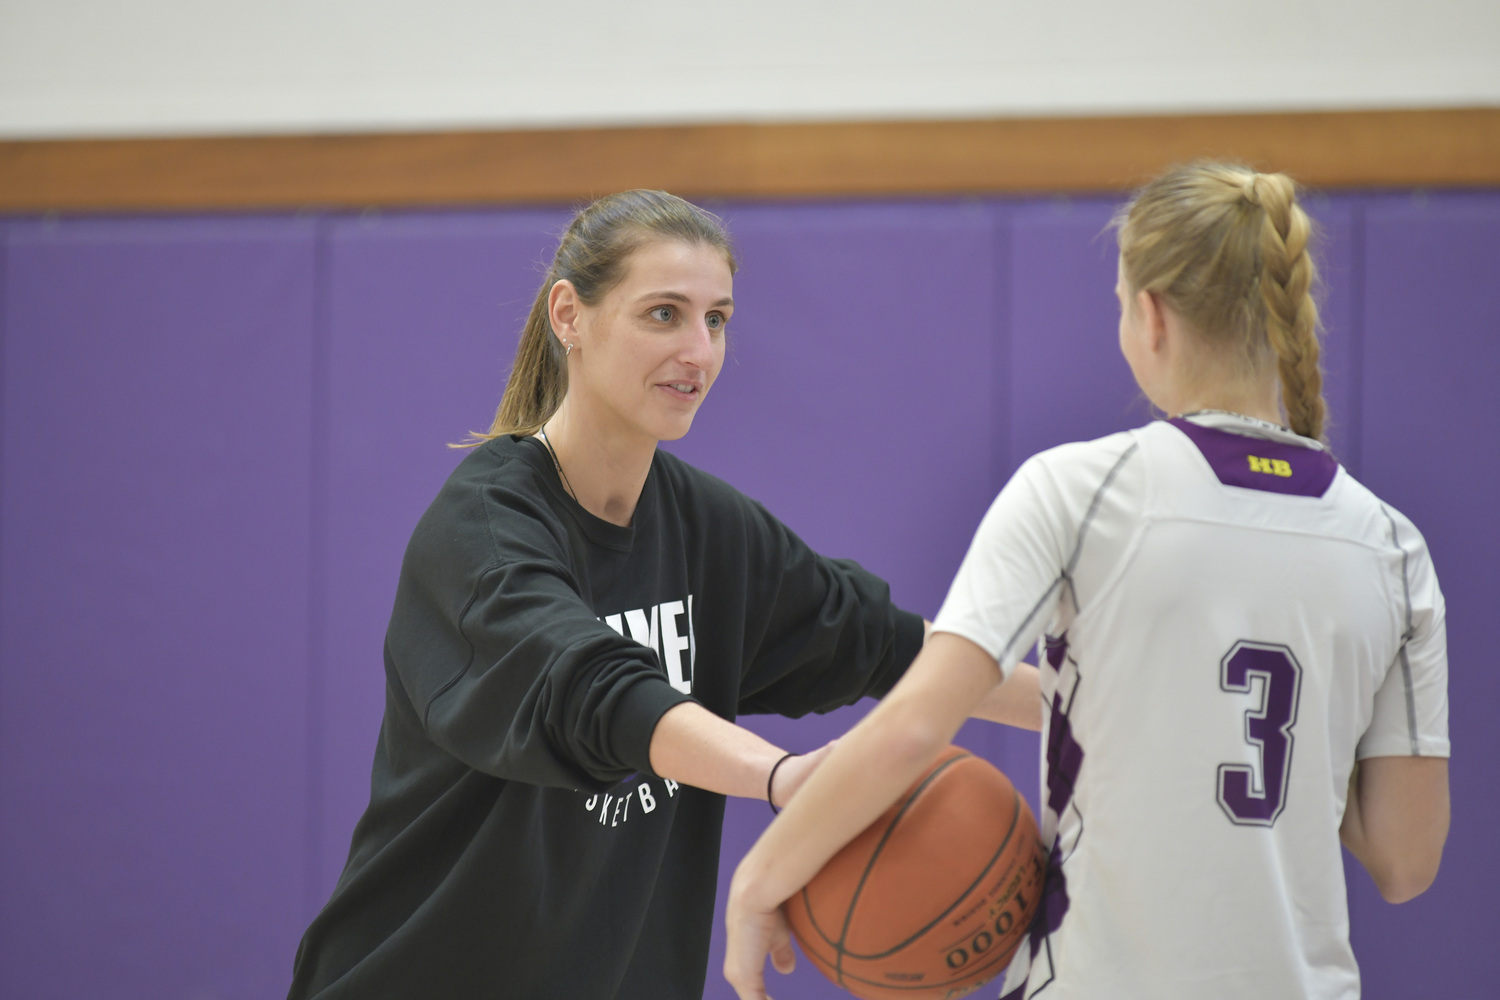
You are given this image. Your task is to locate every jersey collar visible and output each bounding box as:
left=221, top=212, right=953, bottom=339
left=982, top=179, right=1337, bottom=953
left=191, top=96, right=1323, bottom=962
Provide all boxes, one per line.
left=1177, top=410, right=1327, bottom=452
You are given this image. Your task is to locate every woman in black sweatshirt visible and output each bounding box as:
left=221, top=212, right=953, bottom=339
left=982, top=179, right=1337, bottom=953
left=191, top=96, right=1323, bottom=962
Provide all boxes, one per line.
left=287, top=190, right=1039, bottom=1000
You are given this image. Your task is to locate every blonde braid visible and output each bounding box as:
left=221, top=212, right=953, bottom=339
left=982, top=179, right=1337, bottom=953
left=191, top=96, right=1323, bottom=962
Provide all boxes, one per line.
left=1246, top=173, right=1325, bottom=440
left=1116, top=162, right=1329, bottom=442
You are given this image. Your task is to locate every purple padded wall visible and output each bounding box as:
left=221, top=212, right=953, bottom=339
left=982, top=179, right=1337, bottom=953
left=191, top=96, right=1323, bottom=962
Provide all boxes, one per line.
left=313, top=209, right=571, bottom=904
left=0, top=191, right=1493, bottom=1000
left=673, top=200, right=1003, bottom=613
left=0, top=218, right=317, bottom=1000
left=1346, top=193, right=1500, bottom=998
left=1009, top=197, right=1146, bottom=467
left=1307, top=198, right=1362, bottom=472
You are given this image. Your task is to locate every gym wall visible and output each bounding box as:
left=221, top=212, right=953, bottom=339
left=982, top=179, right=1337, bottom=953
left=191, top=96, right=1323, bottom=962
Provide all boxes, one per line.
left=2, top=192, right=1497, bottom=1000
left=2, top=3, right=1497, bottom=998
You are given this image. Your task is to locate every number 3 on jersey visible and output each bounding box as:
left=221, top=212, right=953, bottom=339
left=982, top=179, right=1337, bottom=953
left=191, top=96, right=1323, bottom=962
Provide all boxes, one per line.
left=1217, top=641, right=1303, bottom=827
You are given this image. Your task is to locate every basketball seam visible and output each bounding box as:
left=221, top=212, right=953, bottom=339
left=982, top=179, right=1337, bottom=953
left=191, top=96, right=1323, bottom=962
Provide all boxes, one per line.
left=841, top=784, right=1025, bottom=961
left=831, top=752, right=973, bottom=986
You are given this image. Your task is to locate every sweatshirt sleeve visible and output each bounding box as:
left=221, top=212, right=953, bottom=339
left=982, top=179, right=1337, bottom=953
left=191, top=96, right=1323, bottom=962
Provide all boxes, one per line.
left=734, top=499, right=926, bottom=718
left=385, top=474, right=692, bottom=793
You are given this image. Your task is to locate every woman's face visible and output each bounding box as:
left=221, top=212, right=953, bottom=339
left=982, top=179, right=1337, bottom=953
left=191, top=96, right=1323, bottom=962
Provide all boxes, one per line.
left=566, top=239, right=734, bottom=445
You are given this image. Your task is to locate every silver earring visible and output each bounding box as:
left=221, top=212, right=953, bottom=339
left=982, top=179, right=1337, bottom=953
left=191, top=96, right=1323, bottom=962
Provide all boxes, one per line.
left=565, top=341, right=573, bottom=357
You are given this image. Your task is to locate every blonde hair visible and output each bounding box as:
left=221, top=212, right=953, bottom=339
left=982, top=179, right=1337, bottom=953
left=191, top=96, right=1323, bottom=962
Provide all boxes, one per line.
left=1114, top=162, right=1327, bottom=441
left=464, top=190, right=737, bottom=444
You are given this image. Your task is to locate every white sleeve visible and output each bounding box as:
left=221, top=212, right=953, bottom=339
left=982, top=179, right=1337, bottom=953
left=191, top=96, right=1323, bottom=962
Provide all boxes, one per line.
left=933, top=436, right=1136, bottom=679
left=1357, top=510, right=1451, bottom=759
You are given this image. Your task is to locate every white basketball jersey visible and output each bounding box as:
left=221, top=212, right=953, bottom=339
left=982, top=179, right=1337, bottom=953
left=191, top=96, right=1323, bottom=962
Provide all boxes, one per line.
left=933, top=412, right=1449, bottom=1000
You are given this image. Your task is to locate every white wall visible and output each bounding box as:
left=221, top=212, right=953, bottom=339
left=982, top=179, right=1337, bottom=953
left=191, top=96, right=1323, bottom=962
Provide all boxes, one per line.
left=2, top=0, right=1497, bottom=138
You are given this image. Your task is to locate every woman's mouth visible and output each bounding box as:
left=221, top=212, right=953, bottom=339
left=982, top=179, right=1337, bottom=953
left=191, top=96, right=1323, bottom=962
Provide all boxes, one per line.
left=659, top=382, right=702, bottom=400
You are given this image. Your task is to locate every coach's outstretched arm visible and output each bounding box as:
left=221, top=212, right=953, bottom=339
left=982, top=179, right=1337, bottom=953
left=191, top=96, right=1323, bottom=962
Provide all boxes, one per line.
left=649, top=660, right=1041, bottom=809
left=648, top=702, right=833, bottom=808
left=1340, top=756, right=1450, bottom=903
left=652, top=536, right=1041, bottom=810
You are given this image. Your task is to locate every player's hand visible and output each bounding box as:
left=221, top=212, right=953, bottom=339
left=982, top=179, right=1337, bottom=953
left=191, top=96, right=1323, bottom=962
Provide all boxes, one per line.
left=723, top=882, right=796, bottom=1000
left=768, top=739, right=838, bottom=810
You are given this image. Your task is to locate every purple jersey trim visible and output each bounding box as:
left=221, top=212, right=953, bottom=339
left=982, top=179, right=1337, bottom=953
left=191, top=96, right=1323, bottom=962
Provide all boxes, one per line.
left=1168, top=418, right=1338, bottom=498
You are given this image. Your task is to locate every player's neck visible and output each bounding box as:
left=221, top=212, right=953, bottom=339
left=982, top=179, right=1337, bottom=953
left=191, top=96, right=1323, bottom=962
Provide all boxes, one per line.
left=1171, top=372, right=1283, bottom=428
left=1175, top=398, right=1282, bottom=428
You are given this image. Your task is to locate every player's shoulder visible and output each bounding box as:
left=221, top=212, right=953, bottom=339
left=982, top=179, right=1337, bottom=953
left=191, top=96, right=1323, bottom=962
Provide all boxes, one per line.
left=1343, top=477, right=1437, bottom=564
left=1015, top=427, right=1149, bottom=502
left=1023, top=427, right=1144, bottom=477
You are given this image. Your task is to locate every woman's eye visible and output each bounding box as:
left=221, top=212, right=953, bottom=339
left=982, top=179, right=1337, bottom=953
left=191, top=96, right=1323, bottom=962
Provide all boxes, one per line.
left=706, top=313, right=725, bottom=331
left=650, top=306, right=674, bottom=323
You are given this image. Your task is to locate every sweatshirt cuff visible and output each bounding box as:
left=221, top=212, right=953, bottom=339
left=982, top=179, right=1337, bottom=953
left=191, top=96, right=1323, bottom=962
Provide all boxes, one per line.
left=872, top=608, right=927, bottom=699
left=614, top=676, right=696, bottom=777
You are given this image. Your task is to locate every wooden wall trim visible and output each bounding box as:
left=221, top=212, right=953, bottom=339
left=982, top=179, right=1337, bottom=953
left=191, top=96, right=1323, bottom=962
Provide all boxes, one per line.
left=2, top=108, right=1497, bottom=212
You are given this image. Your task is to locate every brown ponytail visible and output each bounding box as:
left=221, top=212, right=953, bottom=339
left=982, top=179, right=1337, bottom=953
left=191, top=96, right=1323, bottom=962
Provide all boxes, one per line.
left=460, top=190, right=737, bottom=444
left=1114, top=162, right=1327, bottom=441
left=487, top=287, right=568, bottom=439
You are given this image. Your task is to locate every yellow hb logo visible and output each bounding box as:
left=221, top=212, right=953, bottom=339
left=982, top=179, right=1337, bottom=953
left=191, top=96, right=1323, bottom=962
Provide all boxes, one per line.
left=1248, top=455, right=1293, bottom=477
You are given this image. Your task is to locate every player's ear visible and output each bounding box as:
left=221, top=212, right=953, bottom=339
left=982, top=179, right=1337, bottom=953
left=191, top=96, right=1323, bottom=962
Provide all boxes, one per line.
left=1136, top=289, right=1170, bottom=354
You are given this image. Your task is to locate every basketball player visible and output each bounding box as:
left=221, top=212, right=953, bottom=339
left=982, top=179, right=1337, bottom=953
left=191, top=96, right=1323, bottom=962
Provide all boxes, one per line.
left=724, top=163, right=1450, bottom=1000
left=285, top=190, right=1041, bottom=1000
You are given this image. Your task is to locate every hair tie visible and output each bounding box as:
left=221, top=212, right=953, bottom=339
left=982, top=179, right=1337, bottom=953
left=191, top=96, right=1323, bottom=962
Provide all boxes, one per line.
left=767, top=752, right=797, bottom=814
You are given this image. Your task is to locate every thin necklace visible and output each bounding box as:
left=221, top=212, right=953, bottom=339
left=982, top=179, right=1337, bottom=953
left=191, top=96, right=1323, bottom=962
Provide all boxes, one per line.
left=535, top=426, right=578, bottom=503
left=1183, top=408, right=1291, bottom=433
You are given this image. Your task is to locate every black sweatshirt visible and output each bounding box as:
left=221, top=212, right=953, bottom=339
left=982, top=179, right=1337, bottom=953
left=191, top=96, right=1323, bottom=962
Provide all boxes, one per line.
left=287, top=435, right=925, bottom=1000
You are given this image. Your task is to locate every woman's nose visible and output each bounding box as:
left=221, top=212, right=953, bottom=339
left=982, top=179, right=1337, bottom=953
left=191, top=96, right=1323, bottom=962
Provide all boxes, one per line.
left=680, top=321, right=719, bottom=366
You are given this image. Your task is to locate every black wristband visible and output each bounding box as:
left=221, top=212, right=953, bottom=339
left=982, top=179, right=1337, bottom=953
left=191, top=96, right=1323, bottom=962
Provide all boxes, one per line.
left=767, top=752, right=797, bottom=815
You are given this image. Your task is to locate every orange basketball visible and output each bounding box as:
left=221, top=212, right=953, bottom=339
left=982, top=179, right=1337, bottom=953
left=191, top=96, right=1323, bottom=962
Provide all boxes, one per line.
left=783, top=745, right=1045, bottom=1000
